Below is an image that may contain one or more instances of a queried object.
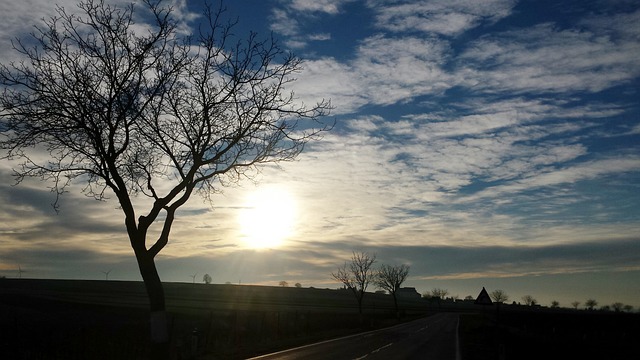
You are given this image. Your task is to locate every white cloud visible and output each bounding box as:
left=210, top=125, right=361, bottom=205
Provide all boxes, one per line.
left=353, top=35, right=454, bottom=104
left=295, top=35, right=455, bottom=113
left=370, top=0, right=517, bottom=36
left=459, top=22, right=640, bottom=94
left=269, top=8, right=300, bottom=37
left=288, top=0, right=348, bottom=14
left=308, top=33, right=332, bottom=41
left=270, top=0, right=354, bottom=48
left=461, top=157, right=640, bottom=203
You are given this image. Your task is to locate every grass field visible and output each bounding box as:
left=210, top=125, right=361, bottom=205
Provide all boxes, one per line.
left=0, top=279, right=427, bottom=359
left=459, top=306, right=640, bottom=360
left=2, top=279, right=638, bottom=359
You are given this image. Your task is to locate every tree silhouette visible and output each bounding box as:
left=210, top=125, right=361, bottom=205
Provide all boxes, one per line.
left=585, top=299, right=598, bottom=310
left=374, top=264, right=409, bottom=319
left=203, top=274, right=212, bottom=284
left=332, top=251, right=376, bottom=320
left=0, top=0, right=330, bottom=355
left=490, top=289, right=509, bottom=303
left=571, top=301, right=581, bottom=310
left=279, top=280, right=289, bottom=287
left=429, top=288, right=449, bottom=299
left=611, top=302, right=624, bottom=312
left=522, top=295, right=537, bottom=306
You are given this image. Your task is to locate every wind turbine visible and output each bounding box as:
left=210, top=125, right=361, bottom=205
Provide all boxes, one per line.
left=102, top=269, right=113, bottom=280
left=17, top=265, right=25, bottom=279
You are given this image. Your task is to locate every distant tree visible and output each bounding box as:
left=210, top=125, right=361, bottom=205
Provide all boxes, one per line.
left=623, top=304, right=634, bottom=312
left=279, top=281, right=289, bottom=287
left=332, top=251, right=376, bottom=320
left=374, top=264, right=410, bottom=319
left=611, top=302, right=624, bottom=312
left=0, top=0, right=330, bottom=355
left=423, top=288, right=449, bottom=307
left=522, top=295, right=537, bottom=306
left=294, top=282, right=302, bottom=288
left=203, top=274, right=212, bottom=284
left=464, top=295, right=474, bottom=301
left=585, top=299, right=598, bottom=310
left=490, top=289, right=509, bottom=303
left=571, top=301, right=581, bottom=310
left=429, top=288, right=449, bottom=299
left=550, top=300, right=560, bottom=308
left=600, top=305, right=611, bottom=312
left=189, top=273, right=198, bottom=284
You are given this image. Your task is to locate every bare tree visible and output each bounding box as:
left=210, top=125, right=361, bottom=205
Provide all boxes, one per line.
left=585, top=299, right=598, bottom=310
left=332, top=251, right=376, bottom=319
left=424, top=287, right=449, bottom=307
left=490, top=289, right=509, bottom=303
left=571, top=301, right=581, bottom=310
left=522, top=295, right=537, bottom=306
left=0, top=0, right=330, bottom=355
left=611, top=302, right=624, bottom=312
left=429, top=288, right=449, bottom=299
left=375, top=264, right=409, bottom=319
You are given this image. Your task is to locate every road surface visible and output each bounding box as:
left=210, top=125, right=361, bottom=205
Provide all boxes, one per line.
left=249, top=313, right=459, bottom=360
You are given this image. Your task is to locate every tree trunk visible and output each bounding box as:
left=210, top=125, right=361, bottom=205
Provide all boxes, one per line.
left=136, top=250, right=170, bottom=359
left=392, top=293, right=399, bottom=321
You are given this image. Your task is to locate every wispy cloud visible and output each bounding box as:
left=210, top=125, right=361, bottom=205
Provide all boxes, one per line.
left=287, top=0, right=350, bottom=14
left=459, top=19, right=640, bottom=94
left=368, top=0, right=517, bottom=36
left=269, top=0, right=354, bottom=48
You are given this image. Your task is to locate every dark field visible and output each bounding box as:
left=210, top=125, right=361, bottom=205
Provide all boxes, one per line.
left=1, top=279, right=638, bottom=360
left=459, top=306, right=640, bottom=360
left=0, top=279, right=425, bottom=359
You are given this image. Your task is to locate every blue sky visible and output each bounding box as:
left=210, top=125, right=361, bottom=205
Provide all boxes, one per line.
left=1, top=0, right=639, bottom=309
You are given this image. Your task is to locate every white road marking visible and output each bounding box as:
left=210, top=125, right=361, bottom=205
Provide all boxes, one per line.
left=353, top=342, right=393, bottom=359
left=371, top=343, right=393, bottom=353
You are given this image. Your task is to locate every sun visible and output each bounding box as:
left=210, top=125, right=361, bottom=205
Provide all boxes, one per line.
left=238, top=185, right=297, bottom=249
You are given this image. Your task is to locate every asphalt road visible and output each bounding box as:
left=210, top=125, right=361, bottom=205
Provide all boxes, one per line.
left=249, top=313, right=460, bottom=360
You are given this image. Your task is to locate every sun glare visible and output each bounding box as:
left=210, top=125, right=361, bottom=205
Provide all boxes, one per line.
left=238, top=185, right=297, bottom=249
